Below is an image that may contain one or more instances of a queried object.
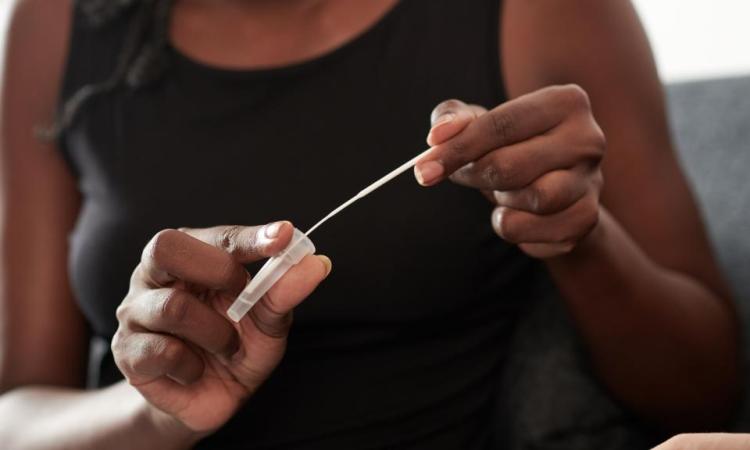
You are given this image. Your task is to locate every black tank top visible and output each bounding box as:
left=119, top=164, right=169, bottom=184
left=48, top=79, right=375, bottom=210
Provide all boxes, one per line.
left=58, top=0, right=546, bottom=448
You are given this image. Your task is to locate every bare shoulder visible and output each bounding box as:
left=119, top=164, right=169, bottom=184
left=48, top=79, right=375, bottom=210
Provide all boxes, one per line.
left=5, top=0, right=73, bottom=49
left=500, top=0, right=656, bottom=97
left=1, top=0, right=86, bottom=392
left=499, top=0, right=729, bottom=295
left=2, top=0, right=73, bottom=129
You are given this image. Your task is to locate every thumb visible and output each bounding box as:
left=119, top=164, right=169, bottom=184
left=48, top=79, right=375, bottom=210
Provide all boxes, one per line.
left=180, top=221, right=295, bottom=263
left=426, top=99, right=486, bottom=146
left=245, top=254, right=332, bottom=338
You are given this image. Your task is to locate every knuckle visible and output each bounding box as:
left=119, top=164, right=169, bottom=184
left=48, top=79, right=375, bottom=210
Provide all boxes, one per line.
left=129, top=264, right=145, bottom=286
left=443, top=139, right=471, bottom=169
left=493, top=155, right=521, bottom=189
left=447, top=138, right=469, bottom=158
left=577, top=123, right=606, bottom=160
left=585, top=202, right=601, bottom=233
left=111, top=332, right=133, bottom=376
left=559, top=84, right=591, bottom=111
left=489, top=111, right=517, bottom=141
left=480, top=163, right=500, bottom=189
left=115, top=302, right=130, bottom=323
left=585, top=191, right=601, bottom=217
left=129, top=343, right=155, bottom=375
left=592, top=170, right=605, bottom=191
left=159, top=290, right=191, bottom=325
left=159, top=339, right=185, bottom=366
left=143, top=228, right=179, bottom=264
left=218, top=225, right=244, bottom=254
left=129, top=356, right=149, bottom=376
left=589, top=122, right=607, bottom=149
left=110, top=329, right=125, bottom=357
left=572, top=196, right=600, bottom=241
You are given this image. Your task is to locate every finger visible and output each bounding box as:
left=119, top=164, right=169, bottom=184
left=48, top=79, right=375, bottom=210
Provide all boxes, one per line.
left=416, top=85, right=591, bottom=186
left=112, top=331, right=204, bottom=386
left=180, top=221, right=294, bottom=262
left=519, top=242, right=577, bottom=259
left=448, top=127, right=602, bottom=191
left=491, top=192, right=599, bottom=245
left=426, top=99, right=485, bottom=147
left=248, top=254, right=332, bottom=338
left=490, top=169, right=590, bottom=215
left=120, top=288, right=240, bottom=358
left=653, top=434, right=750, bottom=450
left=139, top=229, right=249, bottom=292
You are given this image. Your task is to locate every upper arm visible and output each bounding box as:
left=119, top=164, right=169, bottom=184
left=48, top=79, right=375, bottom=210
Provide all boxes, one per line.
left=500, top=0, right=730, bottom=299
left=0, top=0, right=87, bottom=391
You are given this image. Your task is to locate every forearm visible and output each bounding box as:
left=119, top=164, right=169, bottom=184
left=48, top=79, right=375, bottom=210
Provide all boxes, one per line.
left=655, top=433, right=750, bottom=450
left=0, top=380, right=201, bottom=449
left=546, top=209, right=741, bottom=428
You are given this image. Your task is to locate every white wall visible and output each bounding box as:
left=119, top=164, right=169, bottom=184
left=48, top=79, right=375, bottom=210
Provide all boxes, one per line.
left=632, top=0, right=750, bottom=82
left=0, top=1, right=9, bottom=47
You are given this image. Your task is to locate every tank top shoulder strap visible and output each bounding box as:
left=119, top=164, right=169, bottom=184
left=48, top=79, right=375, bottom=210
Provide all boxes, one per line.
left=58, top=1, right=139, bottom=106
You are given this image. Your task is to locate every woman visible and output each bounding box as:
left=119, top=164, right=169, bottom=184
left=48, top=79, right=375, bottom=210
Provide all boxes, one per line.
left=0, top=0, right=741, bottom=448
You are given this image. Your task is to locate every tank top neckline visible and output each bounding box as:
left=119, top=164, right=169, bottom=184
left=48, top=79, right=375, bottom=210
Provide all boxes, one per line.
left=167, top=0, right=407, bottom=80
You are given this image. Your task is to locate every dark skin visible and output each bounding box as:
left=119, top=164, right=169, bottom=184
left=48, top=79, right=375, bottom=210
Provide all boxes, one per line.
left=113, top=223, right=332, bottom=434
left=415, top=0, right=741, bottom=430
left=0, top=0, right=740, bottom=448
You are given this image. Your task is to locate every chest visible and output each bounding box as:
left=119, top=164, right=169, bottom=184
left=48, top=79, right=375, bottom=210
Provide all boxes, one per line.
left=64, top=15, right=520, bottom=337
left=169, top=0, right=401, bottom=71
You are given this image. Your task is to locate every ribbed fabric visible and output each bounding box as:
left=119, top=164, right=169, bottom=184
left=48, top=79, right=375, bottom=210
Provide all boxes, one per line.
left=58, top=0, right=543, bottom=447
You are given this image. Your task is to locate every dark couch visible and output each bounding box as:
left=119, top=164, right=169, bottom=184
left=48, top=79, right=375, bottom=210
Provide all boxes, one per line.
left=669, top=75, right=750, bottom=431
left=499, top=75, right=750, bottom=449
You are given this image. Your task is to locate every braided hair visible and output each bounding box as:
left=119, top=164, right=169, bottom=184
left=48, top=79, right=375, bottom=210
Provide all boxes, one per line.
left=39, top=0, right=174, bottom=140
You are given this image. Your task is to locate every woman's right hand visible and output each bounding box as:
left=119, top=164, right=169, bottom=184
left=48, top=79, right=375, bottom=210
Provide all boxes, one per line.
left=112, top=222, right=331, bottom=436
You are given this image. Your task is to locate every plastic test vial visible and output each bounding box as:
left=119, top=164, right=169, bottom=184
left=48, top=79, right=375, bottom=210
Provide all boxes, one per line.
left=227, top=228, right=316, bottom=322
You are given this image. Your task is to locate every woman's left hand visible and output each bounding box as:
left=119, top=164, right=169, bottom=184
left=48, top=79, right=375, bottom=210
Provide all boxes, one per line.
left=416, top=85, right=606, bottom=259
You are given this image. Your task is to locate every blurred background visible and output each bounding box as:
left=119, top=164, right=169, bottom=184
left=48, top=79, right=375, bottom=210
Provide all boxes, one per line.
left=631, top=0, right=750, bottom=82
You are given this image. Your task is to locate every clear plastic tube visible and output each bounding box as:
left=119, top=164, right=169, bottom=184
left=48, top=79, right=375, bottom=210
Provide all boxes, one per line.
left=227, top=228, right=315, bottom=322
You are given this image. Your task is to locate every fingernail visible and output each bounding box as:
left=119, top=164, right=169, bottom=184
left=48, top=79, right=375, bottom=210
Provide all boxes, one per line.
left=426, top=113, right=456, bottom=145
left=492, top=207, right=505, bottom=233
left=414, top=161, right=444, bottom=186
left=264, top=221, right=287, bottom=239
left=317, top=255, right=332, bottom=277
left=433, top=112, right=456, bottom=127
left=493, top=191, right=508, bottom=205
